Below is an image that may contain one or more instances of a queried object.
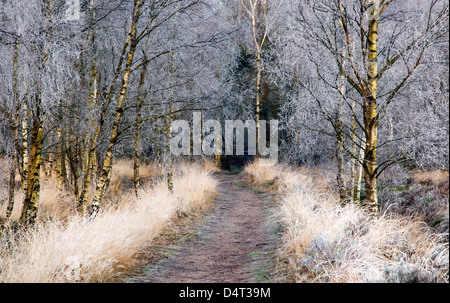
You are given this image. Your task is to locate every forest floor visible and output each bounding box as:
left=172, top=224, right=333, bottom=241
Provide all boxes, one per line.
left=126, top=171, right=281, bottom=283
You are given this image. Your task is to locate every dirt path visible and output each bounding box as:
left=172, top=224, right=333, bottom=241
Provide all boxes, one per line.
left=129, top=172, right=277, bottom=283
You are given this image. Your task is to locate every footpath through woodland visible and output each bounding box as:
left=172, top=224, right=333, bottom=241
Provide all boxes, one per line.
left=129, top=172, right=279, bottom=283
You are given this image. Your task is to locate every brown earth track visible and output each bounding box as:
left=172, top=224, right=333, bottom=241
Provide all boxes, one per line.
left=129, top=172, right=277, bottom=283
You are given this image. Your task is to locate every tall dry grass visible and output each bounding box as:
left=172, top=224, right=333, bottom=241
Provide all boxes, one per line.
left=0, top=160, right=217, bottom=282
left=243, top=160, right=449, bottom=283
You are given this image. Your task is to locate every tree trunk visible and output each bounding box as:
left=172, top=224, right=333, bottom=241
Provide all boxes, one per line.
left=78, top=0, right=133, bottom=214
left=19, top=0, right=54, bottom=224
left=165, top=48, right=175, bottom=192
left=67, top=134, right=80, bottom=197
left=164, top=114, right=174, bottom=193
left=78, top=145, right=96, bottom=215
left=336, top=116, right=346, bottom=204
left=350, top=105, right=357, bottom=203
left=6, top=41, right=21, bottom=221
left=133, top=50, right=148, bottom=198
left=353, top=135, right=365, bottom=205
left=89, top=0, right=143, bottom=217
left=336, top=35, right=347, bottom=205
left=255, top=52, right=262, bottom=157
left=215, top=129, right=221, bottom=169
left=6, top=157, right=16, bottom=221
left=56, top=125, right=65, bottom=189
left=22, top=99, right=28, bottom=192
left=242, top=1, right=268, bottom=158
left=20, top=99, right=44, bottom=225
left=363, top=1, right=380, bottom=215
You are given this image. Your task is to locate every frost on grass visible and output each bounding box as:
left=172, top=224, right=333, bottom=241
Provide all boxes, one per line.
left=244, top=161, right=449, bottom=283
left=0, top=162, right=217, bottom=283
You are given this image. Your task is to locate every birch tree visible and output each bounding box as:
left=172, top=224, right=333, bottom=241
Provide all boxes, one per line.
left=338, top=0, right=448, bottom=214
left=240, top=0, right=268, bottom=156
left=271, top=0, right=448, bottom=214
left=88, top=0, right=144, bottom=217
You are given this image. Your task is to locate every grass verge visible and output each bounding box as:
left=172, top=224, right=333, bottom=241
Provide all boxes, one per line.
left=242, top=159, right=449, bottom=283
left=0, top=160, right=217, bottom=282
